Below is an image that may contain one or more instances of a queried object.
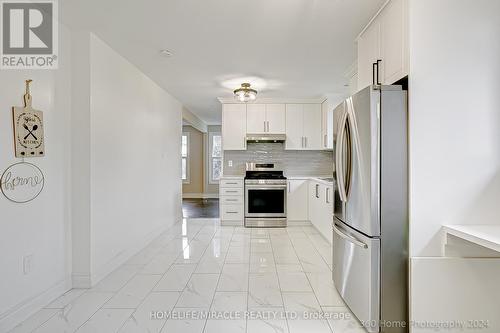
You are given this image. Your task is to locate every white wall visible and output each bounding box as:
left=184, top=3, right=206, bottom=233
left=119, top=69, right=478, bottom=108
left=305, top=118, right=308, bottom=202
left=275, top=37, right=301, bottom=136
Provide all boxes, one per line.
left=0, top=25, right=72, bottom=330
left=89, top=34, right=183, bottom=282
left=409, top=0, right=500, bottom=257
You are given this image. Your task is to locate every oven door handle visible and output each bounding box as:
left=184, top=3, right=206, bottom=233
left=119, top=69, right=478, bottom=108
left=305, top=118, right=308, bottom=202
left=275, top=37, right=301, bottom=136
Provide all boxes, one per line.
left=245, top=184, right=287, bottom=189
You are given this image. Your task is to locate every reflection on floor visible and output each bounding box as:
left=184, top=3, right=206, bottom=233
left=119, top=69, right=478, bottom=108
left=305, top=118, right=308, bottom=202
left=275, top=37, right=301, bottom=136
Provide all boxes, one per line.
left=10, top=219, right=366, bottom=333
left=182, top=198, right=219, bottom=218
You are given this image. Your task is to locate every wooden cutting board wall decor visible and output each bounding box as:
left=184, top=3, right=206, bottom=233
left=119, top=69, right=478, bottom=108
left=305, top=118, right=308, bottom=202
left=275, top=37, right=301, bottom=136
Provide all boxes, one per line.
left=12, top=80, right=45, bottom=158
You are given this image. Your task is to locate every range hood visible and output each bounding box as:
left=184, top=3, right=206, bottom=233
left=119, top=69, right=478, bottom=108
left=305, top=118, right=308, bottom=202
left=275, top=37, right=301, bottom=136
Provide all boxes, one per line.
left=246, top=134, right=286, bottom=143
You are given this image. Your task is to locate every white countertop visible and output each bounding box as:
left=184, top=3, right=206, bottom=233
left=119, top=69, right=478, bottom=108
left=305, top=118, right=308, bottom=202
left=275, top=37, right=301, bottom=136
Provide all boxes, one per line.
left=287, top=176, right=335, bottom=186
left=443, top=224, right=500, bottom=253
left=220, top=175, right=244, bottom=179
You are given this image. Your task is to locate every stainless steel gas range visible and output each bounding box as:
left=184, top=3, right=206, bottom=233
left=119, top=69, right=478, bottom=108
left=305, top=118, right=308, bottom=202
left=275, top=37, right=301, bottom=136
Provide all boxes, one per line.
left=244, top=163, right=287, bottom=228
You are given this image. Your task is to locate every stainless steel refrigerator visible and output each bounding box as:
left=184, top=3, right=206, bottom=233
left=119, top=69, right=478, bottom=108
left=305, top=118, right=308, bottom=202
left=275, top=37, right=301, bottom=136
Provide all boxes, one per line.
left=332, top=85, right=408, bottom=333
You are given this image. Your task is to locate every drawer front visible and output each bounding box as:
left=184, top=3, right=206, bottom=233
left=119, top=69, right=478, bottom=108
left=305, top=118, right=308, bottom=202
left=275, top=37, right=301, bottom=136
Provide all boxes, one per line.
left=220, top=204, right=244, bottom=220
left=221, top=196, right=243, bottom=205
left=221, top=187, right=243, bottom=196
left=220, top=179, right=244, bottom=188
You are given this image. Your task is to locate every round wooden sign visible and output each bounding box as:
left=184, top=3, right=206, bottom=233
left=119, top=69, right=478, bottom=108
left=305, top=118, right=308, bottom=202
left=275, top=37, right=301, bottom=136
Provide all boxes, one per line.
left=0, top=162, right=44, bottom=203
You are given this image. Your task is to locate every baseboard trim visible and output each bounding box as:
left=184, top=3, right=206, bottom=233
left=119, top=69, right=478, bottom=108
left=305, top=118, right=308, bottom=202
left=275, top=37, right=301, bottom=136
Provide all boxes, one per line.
left=287, top=220, right=312, bottom=226
left=182, top=193, right=219, bottom=199
left=0, top=276, right=71, bottom=332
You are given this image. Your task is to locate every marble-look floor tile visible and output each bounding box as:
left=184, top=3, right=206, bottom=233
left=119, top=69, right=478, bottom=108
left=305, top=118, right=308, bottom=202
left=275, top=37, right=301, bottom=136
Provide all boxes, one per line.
left=225, top=246, right=250, bottom=264
left=155, top=264, right=196, bottom=291
left=247, top=307, right=288, bottom=333
left=176, top=274, right=219, bottom=308
left=33, top=292, right=114, bottom=333
left=140, top=253, right=177, bottom=274
left=217, top=264, right=249, bottom=292
left=277, top=271, right=312, bottom=292
left=76, top=308, right=133, bottom=333
left=118, top=292, right=180, bottom=333
left=105, top=275, right=161, bottom=308
left=211, top=292, right=247, bottom=312
left=250, top=253, right=276, bottom=273
left=8, top=309, right=59, bottom=333
left=204, top=319, right=246, bottom=333
left=45, top=289, right=86, bottom=309
left=321, top=307, right=366, bottom=333
left=248, top=273, right=283, bottom=308
left=306, top=273, right=345, bottom=307
left=160, top=308, right=207, bottom=333
left=92, top=265, right=141, bottom=292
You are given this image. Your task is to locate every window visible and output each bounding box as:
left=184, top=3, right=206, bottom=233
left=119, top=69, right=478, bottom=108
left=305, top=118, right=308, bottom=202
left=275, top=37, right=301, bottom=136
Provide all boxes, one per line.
left=181, top=133, right=190, bottom=183
left=209, top=132, right=222, bottom=184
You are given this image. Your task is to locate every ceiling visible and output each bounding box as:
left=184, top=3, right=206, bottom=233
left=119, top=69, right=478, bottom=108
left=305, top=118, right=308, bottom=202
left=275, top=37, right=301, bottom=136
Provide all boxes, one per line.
left=60, top=0, right=385, bottom=124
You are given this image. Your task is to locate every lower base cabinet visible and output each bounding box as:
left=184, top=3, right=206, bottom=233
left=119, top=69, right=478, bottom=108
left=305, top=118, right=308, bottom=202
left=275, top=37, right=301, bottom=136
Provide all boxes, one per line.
left=308, top=180, right=334, bottom=244
left=219, top=177, right=244, bottom=226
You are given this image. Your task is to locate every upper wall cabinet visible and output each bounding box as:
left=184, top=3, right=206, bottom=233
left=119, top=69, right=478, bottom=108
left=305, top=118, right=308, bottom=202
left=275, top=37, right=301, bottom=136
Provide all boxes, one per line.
left=285, top=104, right=322, bottom=150
left=357, top=0, right=408, bottom=90
left=222, top=104, right=246, bottom=150
left=247, top=104, right=285, bottom=134
left=321, top=100, right=334, bottom=150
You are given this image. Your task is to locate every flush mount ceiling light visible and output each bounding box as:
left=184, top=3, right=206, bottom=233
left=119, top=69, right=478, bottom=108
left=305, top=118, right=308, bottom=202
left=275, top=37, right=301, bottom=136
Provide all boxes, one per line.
left=159, top=49, right=173, bottom=57
left=234, top=83, right=257, bottom=102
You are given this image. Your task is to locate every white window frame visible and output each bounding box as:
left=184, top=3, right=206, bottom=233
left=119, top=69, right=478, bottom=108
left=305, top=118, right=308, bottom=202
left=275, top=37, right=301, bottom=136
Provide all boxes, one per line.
left=209, top=132, right=222, bottom=184
left=182, top=132, right=190, bottom=184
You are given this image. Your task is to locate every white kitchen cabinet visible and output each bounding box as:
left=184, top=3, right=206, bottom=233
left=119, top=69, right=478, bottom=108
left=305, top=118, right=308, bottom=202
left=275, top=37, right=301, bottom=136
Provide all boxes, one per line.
left=308, top=180, right=334, bottom=244
left=357, top=0, right=408, bottom=90
left=357, top=16, right=381, bottom=90
left=287, top=179, right=309, bottom=222
left=265, top=104, right=286, bottom=134
left=219, top=177, right=244, bottom=225
left=321, top=100, right=334, bottom=150
left=222, top=104, right=246, bottom=150
left=380, top=0, right=408, bottom=85
left=285, top=104, right=322, bottom=150
left=302, top=104, right=322, bottom=150
left=285, top=104, right=303, bottom=150
left=246, top=103, right=286, bottom=134
left=246, top=104, right=267, bottom=134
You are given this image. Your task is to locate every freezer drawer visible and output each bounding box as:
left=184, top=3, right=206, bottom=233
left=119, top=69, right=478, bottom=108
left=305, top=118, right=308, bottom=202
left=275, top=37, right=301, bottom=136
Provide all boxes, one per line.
left=333, top=219, right=380, bottom=332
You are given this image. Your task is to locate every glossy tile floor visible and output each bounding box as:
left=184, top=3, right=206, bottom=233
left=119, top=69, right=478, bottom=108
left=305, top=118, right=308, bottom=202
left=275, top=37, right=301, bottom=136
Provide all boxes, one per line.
left=10, top=219, right=366, bottom=333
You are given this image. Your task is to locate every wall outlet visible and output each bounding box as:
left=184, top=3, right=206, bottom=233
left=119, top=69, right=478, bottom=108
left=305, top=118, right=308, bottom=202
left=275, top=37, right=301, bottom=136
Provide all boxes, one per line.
left=23, top=254, right=33, bottom=275
left=228, top=160, right=233, bottom=167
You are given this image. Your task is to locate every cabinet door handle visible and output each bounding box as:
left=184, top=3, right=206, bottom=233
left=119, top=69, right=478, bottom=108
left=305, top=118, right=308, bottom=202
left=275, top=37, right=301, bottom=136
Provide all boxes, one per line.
left=226, top=211, right=238, bottom=214
left=225, top=190, right=238, bottom=193
left=288, top=181, right=291, bottom=193
left=324, top=134, right=327, bottom=147
left=376, top=59, right=382, bottom=85
left=326, top=187, right=330, bottom=203
left=267, top=121, right=270, bottom=132
left=305, top=137, right=308, bottom=148
left=315, top=184, right=319, bottom=198
left=226, top=199, right=238, bottom=202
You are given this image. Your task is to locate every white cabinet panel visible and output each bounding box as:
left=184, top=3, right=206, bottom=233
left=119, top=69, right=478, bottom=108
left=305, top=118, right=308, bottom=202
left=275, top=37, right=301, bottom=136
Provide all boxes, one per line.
left=266, top=104, right=286, bottom=134
left=357, top=17, right=381, bottom=90
left=357, top=0, right=408, bottom=90
left=321, top=100, right=334, bottom=150
left=308, top=180, right=334, bottom=244
left=381, top=0, right=408, bottom=84
left=303, top=104, right=322, bottom=150
left=287, top=179, right=309, bottom=221
left=246, top=104, right=266, bottom=134
left=222, top=104, right=246, bottom=150
left=285, top=104, right=304, bottom=150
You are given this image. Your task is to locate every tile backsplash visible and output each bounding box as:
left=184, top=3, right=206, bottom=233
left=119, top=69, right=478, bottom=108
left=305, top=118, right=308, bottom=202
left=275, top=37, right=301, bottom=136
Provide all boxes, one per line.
left=223, top=142, right=334, bottom=177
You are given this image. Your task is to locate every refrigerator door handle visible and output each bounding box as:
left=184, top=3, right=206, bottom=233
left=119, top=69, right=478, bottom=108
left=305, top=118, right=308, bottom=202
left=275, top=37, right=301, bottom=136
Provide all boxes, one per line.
left=333, top=223, right=368, bottom=249
left=335, top=110, right=348, bottom=202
